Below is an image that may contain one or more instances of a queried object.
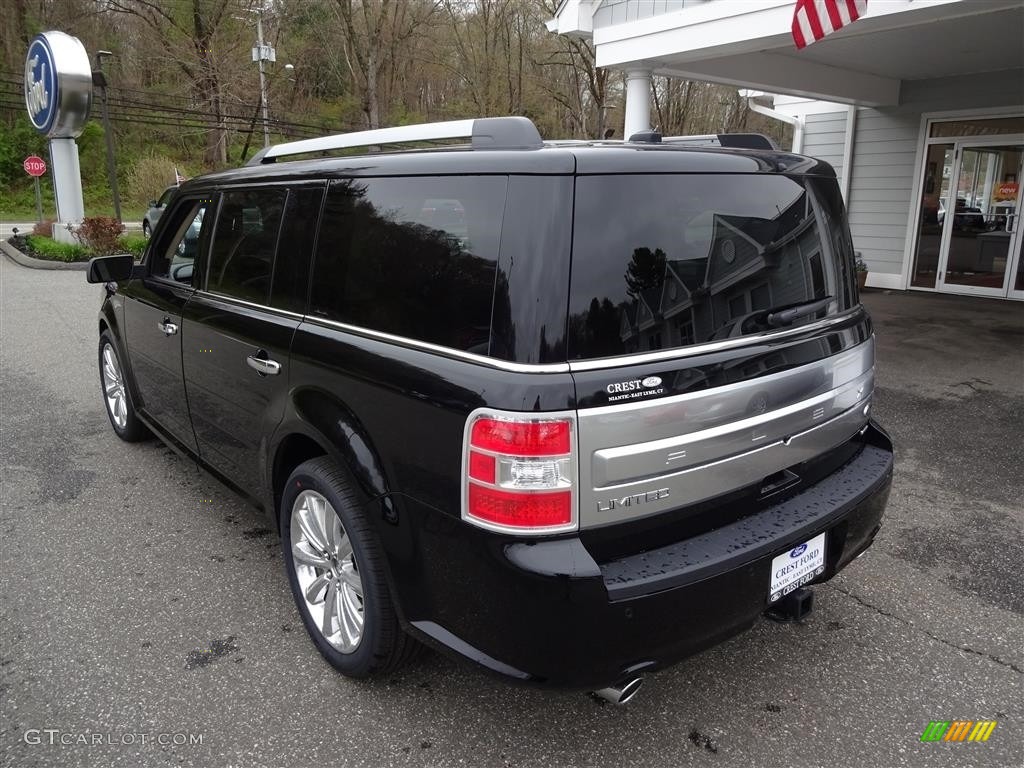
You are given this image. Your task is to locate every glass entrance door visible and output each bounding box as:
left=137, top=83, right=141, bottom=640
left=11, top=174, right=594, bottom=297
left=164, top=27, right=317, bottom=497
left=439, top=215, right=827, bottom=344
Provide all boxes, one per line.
left=937, top=141, right=1024, bottom=297
left=1008, top=228, right=1024, bottom=300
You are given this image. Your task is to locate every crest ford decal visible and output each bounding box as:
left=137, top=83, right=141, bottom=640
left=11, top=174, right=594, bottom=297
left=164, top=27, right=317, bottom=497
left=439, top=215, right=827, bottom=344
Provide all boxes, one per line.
left=605, top=376, right=665, bottom=402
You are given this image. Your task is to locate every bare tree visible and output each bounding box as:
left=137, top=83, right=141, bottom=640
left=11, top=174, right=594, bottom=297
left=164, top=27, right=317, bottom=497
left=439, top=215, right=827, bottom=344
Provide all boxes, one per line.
left=333, top=0, right=438, bottom=128
left=107, top=0, right=253, bottom=165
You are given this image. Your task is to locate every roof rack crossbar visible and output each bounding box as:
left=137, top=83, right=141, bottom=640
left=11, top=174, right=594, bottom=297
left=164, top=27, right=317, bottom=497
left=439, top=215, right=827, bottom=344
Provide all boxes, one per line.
left=248, top=116, right=543, bottom=165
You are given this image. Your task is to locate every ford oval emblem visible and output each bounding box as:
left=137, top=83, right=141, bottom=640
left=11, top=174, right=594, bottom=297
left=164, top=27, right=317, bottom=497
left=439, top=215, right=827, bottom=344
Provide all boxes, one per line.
left=641, top=376, right=662, bottom=388
left=25, top=37, right=58, bottom=134
left=790, top=544, right=808, bottom=558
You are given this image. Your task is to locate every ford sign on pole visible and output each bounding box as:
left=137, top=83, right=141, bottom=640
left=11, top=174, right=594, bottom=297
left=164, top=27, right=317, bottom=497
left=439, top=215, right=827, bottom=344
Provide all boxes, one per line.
left=23, top=31, right=93, bottom=235
left=24, top=38, right=58, bottom=134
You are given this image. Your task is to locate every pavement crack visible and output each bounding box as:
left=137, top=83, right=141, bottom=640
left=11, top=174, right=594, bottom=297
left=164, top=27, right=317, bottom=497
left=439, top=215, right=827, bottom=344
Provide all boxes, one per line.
left=826, top=584, right=1023, bottom=675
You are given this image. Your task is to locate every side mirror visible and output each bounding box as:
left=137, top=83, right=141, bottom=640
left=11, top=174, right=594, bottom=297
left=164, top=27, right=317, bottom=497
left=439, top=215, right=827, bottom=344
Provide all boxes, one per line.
left=87, top=254, right=136, bottom=283
left=149, top=200, right=158, bottom=208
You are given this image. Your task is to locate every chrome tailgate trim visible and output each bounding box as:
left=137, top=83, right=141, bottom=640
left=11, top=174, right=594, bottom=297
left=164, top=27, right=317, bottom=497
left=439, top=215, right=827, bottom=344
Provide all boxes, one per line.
left=576, top=339, right=874, bottom=528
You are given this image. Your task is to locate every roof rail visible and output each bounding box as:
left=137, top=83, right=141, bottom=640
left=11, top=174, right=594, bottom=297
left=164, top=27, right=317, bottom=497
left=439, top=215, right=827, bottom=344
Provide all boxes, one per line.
left=661, top=133, right=778, bottom=150
left=627, top=130, right=662, bottom=143
left=247, top=116, right=543, bottom=165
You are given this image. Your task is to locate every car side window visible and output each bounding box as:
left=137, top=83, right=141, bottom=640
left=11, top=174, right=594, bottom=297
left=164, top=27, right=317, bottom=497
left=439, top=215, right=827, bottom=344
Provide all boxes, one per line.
left=270, top=186, right=324, bottom=314
left=207, top=189, right=287, bottom=305
left=148, top=200, right=213, bottom=286
left=158, top=188, right=174, bottom=207
left=310, top=177, right=505, bottom=353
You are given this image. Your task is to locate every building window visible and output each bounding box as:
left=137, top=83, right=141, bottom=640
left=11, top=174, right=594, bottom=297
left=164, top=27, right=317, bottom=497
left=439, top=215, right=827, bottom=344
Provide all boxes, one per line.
left=929, top=116, right=1024, bottom=138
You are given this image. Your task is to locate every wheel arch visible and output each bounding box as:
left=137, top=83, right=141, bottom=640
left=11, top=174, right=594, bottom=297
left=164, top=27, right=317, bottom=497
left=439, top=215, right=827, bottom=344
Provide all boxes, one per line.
left=98, top=303, right=142, bottom=406
left=269, top=396, right=394, bottom=534
left=271, top=431, right=329, bottom=529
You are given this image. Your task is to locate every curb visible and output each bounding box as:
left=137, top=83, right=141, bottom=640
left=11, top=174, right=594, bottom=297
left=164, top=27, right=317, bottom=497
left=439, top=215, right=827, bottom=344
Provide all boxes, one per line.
left=1, top=239, right=89, bottom=271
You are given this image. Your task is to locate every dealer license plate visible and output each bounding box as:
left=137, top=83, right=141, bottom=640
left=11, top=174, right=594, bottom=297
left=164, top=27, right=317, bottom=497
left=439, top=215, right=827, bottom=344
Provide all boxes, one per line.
left=768, top=533, right=826, bottom=603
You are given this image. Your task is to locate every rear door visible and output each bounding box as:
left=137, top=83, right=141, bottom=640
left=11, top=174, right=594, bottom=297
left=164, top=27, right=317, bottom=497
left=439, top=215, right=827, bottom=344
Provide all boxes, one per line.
left=182, top=184, right=323, bottom=495
left=566, top=172, right=871, bottom=531
left=121, top=197, right=215, bottom=453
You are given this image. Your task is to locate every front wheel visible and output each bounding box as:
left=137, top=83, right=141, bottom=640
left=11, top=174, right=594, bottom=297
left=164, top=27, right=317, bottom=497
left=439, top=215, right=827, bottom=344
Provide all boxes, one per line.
left=98, top=331, right=149, bottom=442
left=280, top=457, right=419, bottom=678
left=142, top=220, right=151, bottom=238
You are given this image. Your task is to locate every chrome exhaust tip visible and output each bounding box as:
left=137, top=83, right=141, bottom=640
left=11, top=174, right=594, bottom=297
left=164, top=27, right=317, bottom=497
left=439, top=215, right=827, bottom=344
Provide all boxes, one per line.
left=592, top=676, right=644, bottom=705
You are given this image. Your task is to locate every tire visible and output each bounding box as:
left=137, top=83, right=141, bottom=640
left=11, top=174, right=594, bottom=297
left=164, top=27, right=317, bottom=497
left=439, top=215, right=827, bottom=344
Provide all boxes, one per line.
left=280, top=457, right=419, bottom=678
left=98, top=331, right=150, bottom=442
left=142, top=220, right=151, bottom=238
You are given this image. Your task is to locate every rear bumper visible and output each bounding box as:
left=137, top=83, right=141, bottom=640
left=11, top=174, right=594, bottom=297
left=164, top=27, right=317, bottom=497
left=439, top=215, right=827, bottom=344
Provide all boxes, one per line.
left=394, top=422, right=893, bottom=689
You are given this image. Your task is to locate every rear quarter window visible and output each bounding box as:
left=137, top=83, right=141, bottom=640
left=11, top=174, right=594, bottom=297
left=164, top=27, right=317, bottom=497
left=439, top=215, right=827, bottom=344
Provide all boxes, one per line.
left=568, top=174, right=856, bottom=360
left=310, top=176, right=506, bottom=353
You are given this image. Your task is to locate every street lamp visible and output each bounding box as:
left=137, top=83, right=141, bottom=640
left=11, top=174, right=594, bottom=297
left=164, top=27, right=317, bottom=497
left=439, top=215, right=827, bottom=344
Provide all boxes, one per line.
left=92, top=50, right=121, bottom=222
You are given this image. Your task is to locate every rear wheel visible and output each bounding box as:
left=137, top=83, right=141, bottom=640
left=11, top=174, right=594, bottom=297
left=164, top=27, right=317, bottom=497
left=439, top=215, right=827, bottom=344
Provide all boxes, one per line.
left=98, top=331, right=149, bottom=442
left=280, top=457, right=419, bottom=678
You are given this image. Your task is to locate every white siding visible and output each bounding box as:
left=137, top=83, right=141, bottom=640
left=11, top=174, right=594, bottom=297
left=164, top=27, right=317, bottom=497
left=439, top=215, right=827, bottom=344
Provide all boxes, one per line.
left=845, top=109, right=921, bottom=276
left=795, top=67, right=1024, bottom=281
left=801, top=111, right=848, bottom=181
left=593, top=0, right=694, bottom=28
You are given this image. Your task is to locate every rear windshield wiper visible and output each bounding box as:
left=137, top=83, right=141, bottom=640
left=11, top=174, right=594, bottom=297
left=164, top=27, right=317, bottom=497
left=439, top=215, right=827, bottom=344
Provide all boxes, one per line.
left=763, top=297, right=833, bottom=328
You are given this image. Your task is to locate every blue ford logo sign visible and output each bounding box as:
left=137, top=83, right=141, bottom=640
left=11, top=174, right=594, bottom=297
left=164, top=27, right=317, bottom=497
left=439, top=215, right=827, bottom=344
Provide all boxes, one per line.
left=25, top=36, right=57, bottom=134
left=790, top=543, right=808, bottom=558
left=23, top=31, right=92, bottom=139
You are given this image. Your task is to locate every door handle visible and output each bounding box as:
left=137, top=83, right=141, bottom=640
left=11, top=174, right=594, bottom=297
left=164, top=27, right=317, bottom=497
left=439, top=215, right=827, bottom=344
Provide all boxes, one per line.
left=157, top=319, right=179, bottom=336
left=246, top=353, right=281, bottom=376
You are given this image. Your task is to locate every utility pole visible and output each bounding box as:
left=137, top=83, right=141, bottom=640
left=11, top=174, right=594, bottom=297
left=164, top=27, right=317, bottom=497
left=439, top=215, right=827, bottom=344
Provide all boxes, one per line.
left=92, top=50, right=122, bottom=222
left=253, top=13, right=274, bottom=148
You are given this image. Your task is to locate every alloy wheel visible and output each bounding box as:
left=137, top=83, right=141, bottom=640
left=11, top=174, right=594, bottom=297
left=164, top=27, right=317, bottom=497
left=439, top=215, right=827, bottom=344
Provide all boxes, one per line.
left=290, top=490, right=365, bottom=653
left=101, top=343, right=128, bottom=429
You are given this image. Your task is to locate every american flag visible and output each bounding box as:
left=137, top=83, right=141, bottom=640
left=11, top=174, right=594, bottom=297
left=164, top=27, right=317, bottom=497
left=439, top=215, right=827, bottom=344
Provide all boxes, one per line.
left=174, top=166, right=187, bottom=185
left=792, top=0, right=867, bottom=50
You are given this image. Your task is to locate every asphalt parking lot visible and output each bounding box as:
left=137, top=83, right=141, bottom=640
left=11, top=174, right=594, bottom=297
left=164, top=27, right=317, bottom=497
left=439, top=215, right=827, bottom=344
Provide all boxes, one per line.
left=1, top=253, right=1022, bottom=768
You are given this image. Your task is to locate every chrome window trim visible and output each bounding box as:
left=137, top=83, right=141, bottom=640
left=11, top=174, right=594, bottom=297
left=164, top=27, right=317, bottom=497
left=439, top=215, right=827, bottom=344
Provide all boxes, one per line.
left=567, top=308, right=863, bottom=372
left=296, top=307, right=863, bottom=375
left=300, top=316, right=572, bottom=374
left=194, top=289, right=305, bottom=320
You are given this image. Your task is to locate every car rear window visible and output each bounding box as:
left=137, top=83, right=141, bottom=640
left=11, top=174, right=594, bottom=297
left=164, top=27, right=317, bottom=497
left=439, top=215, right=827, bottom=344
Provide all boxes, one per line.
left=568, top=174, right=856, bottom=360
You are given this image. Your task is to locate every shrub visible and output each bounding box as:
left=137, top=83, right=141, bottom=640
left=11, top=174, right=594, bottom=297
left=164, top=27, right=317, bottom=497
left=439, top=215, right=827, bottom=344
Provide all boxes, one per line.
left=75, top=215, right=125, bottom=255
left=118, top=234, right=148, bottom=258
left=125, top=154, right=180, bottom=208
left=24, top=235, right=90, bottom=262
left=32, top=219, right=56, bottom=237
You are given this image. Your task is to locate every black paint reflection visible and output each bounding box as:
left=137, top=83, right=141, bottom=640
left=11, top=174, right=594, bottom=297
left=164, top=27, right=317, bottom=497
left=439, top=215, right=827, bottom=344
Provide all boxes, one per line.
left=569, top=175, right=856, bottom=360
left=311, top=177, right=504, bottom=353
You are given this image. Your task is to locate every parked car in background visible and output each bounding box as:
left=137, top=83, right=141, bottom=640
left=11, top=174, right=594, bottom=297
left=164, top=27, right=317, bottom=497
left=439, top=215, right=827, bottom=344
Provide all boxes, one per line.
left=143, top=186, right=177, bottom=238
left=85, top=117, right=892, bottom=703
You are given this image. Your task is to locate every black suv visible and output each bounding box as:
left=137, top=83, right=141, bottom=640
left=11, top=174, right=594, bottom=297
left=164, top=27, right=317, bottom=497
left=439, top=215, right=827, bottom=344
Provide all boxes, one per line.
left=87, top=117, right=892, bottom=700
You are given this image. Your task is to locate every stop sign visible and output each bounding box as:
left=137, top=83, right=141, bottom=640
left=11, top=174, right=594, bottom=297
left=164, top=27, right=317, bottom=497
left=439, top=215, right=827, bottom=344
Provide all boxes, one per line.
left=23, top=155, right=47, bottom=177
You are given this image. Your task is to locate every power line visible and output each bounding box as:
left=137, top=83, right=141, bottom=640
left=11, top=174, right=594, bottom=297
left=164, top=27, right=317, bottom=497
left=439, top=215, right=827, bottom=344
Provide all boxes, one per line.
left=0, top=67, right=357, bottom=136
left=0, top=84, right=337, bottom=139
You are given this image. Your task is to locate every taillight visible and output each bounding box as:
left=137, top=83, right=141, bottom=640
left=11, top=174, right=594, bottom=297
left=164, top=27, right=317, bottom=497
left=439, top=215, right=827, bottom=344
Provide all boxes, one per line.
left=462, top=410, right=577, bottom=534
